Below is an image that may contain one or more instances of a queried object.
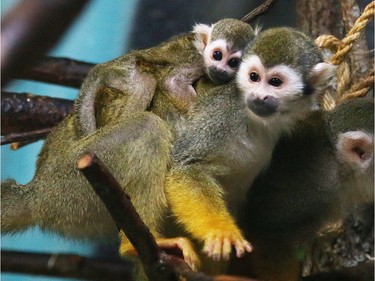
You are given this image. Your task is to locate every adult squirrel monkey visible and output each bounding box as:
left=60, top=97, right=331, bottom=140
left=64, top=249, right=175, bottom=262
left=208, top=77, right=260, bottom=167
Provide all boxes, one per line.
left=75, top=18, right=256, bottom=136
left=156, top=27, right=336, bottom=264
left=227, top=98, right=374, bottom=281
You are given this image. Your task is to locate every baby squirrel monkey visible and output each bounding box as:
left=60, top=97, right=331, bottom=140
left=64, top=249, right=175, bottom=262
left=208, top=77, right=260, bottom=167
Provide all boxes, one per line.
left=75, top=18, right=256, bottom=135
left=156, top=27, right=336, bottom=267
left=227, top=98, right=374, bottom=281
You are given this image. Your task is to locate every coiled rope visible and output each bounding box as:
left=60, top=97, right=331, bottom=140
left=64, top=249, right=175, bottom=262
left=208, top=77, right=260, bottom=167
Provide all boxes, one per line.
left=315, top=1, right=374, bottom=110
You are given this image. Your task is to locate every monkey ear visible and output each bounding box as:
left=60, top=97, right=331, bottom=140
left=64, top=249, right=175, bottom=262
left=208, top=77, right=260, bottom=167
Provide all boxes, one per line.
left=336, top=131, right=374, bottom=171
left=308, top=62, right=336, bottom=90
left=192, top=23, right=213, bottom=54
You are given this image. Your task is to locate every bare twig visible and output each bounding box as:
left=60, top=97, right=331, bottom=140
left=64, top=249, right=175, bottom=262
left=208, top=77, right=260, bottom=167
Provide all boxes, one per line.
left=1, top=91, right=73, bottom=134
left=1, top=250, right=134, bottom=281
left=1, top=128, right=51, bottom=145
left=15, top=57, right=95, bottom=88
left=241, top=0, right=276, bottom=23
left=1, top=0, right=90, bottom=86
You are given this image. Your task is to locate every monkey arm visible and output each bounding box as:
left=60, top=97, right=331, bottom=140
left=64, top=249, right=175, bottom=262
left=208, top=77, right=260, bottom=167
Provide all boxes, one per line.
left=164, top=166, right=252, bottom=261
left=162, top=63, right=204, bottom=113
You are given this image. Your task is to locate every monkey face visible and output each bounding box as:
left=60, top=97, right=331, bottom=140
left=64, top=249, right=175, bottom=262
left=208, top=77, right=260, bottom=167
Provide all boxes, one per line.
left=203, top=39, right=243, bottom=84
left=236, top=54, right=310, bottom=120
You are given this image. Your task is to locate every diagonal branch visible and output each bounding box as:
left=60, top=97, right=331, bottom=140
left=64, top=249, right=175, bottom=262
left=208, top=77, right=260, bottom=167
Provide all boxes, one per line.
left=77, top=152, right=174, bottom=281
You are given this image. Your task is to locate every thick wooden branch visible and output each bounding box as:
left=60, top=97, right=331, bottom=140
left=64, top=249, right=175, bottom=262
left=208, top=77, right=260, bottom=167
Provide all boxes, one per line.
left=1, top=91, right=73, bottom=134
left=1, top=250, right=134, bottom=280
left=15, top=57, right=95, bottom=88
left=1, top=0, right=90, bottom=86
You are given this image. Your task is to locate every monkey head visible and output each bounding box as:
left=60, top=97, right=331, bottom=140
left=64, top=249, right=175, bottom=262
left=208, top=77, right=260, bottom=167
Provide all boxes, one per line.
left=237, top=27, right=336, bottom=128
left=193, top=18, right=256, bottom=84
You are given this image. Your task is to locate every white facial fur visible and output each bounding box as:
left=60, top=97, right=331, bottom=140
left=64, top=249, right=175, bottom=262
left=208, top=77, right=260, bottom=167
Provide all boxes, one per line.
left=192, top=23, right=212, bottom=54
left=192, top=23, right=243, bottom=81
left=236, top=55, right=316, bottom=128
left=203, top=39, right=243, bottom=76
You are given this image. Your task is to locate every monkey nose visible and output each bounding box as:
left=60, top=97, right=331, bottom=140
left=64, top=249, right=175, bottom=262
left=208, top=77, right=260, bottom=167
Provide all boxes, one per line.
left=208, top=66, right=232, bottom=84
left=247, top=96, right=279, bottom=117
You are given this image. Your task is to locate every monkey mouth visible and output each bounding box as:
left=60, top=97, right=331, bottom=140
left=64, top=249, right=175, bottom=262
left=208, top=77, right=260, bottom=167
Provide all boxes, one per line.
left=208, top=67, right=232, bottom=84
left=247, top=97, right=279, bottom=117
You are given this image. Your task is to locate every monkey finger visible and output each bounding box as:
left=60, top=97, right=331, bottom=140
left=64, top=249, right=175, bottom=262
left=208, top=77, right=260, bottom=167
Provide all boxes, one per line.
left=202, top=237, right=215, bottom=256
left=222, top=238, right=232, bottom=261
left=211, top=238, right=223, bottom=261
left=234, top=239, right=253, bottom=258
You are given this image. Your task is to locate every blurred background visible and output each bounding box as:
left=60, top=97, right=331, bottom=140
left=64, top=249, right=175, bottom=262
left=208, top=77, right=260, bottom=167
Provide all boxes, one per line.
left=1, top=0, right=372, bottom=280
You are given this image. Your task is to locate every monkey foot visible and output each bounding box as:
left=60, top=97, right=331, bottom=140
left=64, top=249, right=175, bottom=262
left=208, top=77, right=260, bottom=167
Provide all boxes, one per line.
left=119, top=237, right=200, bottom=271
left=155, top=237, right=200, bottom=271
left=202, top=232, right=253, bottom=261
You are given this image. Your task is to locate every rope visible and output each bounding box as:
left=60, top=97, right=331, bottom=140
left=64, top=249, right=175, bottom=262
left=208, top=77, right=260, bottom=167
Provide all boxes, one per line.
left=315, top=1, right=374, bottom=110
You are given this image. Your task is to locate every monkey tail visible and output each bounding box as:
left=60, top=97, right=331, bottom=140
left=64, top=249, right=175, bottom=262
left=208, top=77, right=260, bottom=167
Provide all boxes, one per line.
left=1, top=179, right=34, bottom=233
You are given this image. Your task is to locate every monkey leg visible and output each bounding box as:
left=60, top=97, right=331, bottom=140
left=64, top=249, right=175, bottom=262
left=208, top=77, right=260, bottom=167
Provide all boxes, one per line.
left=163, top=64, right=204, bottom=112
left=7, top=112, right=172, bottom=240
left=119, top=231, right=200, bottom=271
left=164, top=168, right=252, bottom=262
left=76, top=60, right=157, bottom=135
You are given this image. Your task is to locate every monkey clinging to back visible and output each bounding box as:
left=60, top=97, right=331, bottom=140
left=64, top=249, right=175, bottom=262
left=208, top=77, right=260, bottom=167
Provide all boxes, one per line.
left=75, top=18, right=256, bottom=136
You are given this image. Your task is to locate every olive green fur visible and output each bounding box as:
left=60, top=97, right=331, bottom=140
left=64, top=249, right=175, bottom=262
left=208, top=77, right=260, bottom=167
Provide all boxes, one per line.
left=247, top=27, right=323, bottom=80
left=211, top=18, right=255, bottom=51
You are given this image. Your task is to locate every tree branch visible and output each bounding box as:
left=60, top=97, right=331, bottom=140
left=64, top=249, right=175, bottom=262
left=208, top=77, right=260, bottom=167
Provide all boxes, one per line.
left=1, top=0, right=90, bottom=86
left=241, top=0, right=276, bottom=23
left=1, top=250, right=134, bottom=281
left=1, top=128, right=51, bottom=146
left=1, top=91, right=73, bottom=134
left=15, top=56, right=95, bottom=88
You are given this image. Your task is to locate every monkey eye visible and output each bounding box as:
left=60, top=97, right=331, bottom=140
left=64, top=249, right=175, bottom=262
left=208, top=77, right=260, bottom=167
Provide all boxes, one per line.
left=228, top=58, right=240, bottom=68
left=212, top=51, right=223, bottom=61
left=249, top=72, right=260, bottom=82
left=268, top=77, right=283, bottom=87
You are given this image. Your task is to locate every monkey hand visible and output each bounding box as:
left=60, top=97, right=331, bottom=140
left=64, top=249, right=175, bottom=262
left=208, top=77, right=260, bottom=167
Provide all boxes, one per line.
left=119, top=236, right=201, bottom=271
left=202, top=228, right=252, bottom=261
